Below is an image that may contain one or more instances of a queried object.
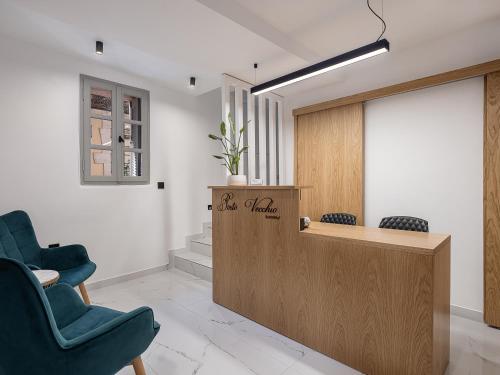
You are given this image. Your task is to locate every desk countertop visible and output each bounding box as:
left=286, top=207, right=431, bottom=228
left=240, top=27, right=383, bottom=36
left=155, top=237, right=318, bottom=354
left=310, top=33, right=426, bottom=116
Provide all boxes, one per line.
left=301, top=221, right=450, bottom=254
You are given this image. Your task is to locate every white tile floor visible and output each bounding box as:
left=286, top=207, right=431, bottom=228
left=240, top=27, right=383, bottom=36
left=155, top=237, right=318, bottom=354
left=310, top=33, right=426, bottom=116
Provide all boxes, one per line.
left=87, top=269, right=500, bottom=375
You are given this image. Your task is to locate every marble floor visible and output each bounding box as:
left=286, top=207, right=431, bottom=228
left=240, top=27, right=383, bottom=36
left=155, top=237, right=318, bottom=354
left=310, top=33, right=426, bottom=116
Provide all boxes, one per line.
left=87, top=269, right=500, bottom=375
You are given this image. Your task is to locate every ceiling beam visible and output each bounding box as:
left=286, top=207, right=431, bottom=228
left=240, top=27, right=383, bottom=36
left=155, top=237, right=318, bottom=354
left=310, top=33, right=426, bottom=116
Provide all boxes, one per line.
left=196, top=0, right=319, bottom=63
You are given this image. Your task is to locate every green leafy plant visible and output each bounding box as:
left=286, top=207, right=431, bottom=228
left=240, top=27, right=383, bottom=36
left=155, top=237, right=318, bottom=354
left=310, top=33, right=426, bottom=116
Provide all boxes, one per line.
left=208, top=113, right=247, bottom=175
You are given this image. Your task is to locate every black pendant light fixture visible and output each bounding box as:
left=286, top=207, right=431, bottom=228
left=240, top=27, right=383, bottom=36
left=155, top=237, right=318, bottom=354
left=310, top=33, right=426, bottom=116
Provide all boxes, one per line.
left=251, top=0, right=388, bottom=95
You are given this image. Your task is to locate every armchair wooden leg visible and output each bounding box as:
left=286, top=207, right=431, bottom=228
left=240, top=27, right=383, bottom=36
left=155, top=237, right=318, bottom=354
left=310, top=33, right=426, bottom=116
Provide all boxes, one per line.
left=132, top=357, right=146, bottom=375
left=78, top=282, right=91, bottom=304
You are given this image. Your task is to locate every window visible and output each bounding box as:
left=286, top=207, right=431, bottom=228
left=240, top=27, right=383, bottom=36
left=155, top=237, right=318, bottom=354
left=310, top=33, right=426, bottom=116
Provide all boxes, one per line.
left=81, top=75, right=150, bottom=184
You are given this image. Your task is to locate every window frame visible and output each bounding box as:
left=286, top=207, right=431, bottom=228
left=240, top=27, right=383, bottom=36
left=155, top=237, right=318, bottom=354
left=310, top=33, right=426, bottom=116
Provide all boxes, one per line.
left=80, top=75, right=150, bottom=185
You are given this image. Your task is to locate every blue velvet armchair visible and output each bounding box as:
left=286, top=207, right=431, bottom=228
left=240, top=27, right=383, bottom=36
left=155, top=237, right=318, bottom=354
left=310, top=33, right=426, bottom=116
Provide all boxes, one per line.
left=0, top=210, right=96, bottom=303
left=0, top=258, right=159, bottom=375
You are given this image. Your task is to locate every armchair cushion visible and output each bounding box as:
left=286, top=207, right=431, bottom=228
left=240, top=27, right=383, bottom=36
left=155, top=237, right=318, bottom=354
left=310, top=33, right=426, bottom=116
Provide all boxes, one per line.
left=1, top=210, right=42, bottom=266
left=60, top=306, right=122, bottom=341
left=57, top=262, right=97, bottom=287
left=45, top=284, right=89, bottom=329
left=0, top=219, right=24, bottom=262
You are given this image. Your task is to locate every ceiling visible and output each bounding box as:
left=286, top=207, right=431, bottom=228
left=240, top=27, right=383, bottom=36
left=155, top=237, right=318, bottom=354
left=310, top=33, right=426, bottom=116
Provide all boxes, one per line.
left=1, top=0, right=499, bottom=96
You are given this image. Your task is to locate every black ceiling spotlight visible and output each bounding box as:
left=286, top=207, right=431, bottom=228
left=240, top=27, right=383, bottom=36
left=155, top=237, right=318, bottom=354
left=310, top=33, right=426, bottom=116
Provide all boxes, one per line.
left=95, top=41, right=103, bottom=55
left=251, top=0, right=388, bottom=95
left=189, top=76, right=196, bottom=88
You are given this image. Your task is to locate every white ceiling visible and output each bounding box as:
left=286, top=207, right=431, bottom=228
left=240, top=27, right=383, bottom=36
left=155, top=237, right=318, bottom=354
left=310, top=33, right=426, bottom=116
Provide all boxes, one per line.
left=1, top=0, right=500, bottom=96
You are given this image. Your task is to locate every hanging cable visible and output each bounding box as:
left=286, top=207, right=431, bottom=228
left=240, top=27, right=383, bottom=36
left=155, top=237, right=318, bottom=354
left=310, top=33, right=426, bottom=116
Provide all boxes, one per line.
left=367, top=0, right=386, bottom=41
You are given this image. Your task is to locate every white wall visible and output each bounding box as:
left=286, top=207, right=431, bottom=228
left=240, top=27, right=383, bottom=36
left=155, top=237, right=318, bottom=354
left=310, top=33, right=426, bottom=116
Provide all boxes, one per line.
left=365, top=78, right=484, bottom=313
left=0, top=35, right=225, bottom=282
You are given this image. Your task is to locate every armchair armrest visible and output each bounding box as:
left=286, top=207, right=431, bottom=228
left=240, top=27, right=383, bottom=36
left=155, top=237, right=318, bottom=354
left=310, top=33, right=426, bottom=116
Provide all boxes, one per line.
left=63, top=306, right=158, bottom=350
left=45, top=283, right=89, bottom=329
left=41, top=244, right=91, bottom=271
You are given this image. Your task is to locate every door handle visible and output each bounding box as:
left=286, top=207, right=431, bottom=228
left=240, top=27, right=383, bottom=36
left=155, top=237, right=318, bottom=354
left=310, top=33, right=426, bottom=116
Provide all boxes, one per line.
left=118, top=136, right=124, bottom=143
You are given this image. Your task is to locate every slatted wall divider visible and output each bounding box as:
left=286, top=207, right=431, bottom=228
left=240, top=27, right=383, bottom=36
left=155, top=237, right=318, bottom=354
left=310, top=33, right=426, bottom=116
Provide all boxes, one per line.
left=221, top=74, right=283, bottom=185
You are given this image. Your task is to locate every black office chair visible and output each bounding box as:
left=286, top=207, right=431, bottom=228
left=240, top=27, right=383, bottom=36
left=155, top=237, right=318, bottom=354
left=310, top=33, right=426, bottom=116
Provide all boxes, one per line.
left=320, top=213, right=357, bottom=226
left=378, top=216, right=429, bottom=232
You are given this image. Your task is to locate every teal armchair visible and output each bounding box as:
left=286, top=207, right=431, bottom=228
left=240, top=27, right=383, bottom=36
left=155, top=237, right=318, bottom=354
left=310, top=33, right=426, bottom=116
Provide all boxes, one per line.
left=0, top=258, right=159, bottom=375
left=0, top=210, right=96, bottom=303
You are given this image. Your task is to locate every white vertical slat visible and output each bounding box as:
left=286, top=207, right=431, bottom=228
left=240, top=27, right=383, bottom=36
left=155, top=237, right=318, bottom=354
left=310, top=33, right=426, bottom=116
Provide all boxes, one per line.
left=268, top=97, right=277, bottom=185
left=234, top=87, right=244, bottom=175
left=247, top=92, right=256, bottom=181
left=277, top=100, right=284, bottom=185
left=221, top=81, right=231, bottom=178
left=221, top=82, right=229, bottom=123
left=258, top=96, right=267, bottom=184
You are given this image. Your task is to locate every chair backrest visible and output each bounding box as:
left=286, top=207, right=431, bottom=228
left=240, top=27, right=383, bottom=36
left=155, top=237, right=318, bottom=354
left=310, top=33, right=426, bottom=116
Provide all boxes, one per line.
left=320, top=213, right=357, bottom=226
left=0, top=258, right=64, bottom=373
left=0, top=211, right=41, bottom=266
left=378, top=216, right=429, bottom=232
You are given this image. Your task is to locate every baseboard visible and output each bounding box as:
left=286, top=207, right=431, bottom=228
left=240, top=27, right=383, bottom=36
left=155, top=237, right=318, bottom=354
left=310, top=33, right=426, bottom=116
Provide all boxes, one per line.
left=87, top=264, right=168, bottom=290
left=87, top=266, right=484, bottom=325
left=451, top=304, right=483, bottom=323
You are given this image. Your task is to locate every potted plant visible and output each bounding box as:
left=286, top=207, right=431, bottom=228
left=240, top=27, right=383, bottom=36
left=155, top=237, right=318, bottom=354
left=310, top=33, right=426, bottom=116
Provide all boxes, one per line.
left=209, top=114, right=248, bottom=186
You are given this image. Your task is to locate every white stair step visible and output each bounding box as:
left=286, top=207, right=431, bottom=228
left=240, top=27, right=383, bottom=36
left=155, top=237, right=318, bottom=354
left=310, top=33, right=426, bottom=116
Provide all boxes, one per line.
left=191, top=236, right=212, bottom=257
left=174, top=250, right=212, bottom=282
left=203, top=223, right=212, bottom=237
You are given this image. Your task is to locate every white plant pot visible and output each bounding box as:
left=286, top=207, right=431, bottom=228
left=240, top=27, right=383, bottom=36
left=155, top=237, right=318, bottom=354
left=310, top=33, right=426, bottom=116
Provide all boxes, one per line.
left=227, top=174, right=247, bottom=186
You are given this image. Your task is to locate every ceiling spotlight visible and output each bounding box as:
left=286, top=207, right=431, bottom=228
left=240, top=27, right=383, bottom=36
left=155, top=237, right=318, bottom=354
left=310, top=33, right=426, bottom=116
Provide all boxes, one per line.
left=189, top=76, right=196, bottom=88
left=95, top=41, right=103, bottom=55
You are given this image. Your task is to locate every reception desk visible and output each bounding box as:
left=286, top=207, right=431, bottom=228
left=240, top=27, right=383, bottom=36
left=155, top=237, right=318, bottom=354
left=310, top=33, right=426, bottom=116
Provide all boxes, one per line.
left=210, top=186, right=450, bottom=375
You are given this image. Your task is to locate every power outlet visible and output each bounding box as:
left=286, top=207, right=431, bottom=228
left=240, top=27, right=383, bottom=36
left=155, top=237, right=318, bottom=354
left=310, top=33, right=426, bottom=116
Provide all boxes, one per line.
left=157, top=182, right=165, bottom=189
left=208, top=205, right=212, bottom=211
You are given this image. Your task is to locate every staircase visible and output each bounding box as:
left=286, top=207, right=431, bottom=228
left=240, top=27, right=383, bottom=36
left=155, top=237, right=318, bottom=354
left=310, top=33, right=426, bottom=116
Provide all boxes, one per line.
left=172, top=223, right=213, bottom=281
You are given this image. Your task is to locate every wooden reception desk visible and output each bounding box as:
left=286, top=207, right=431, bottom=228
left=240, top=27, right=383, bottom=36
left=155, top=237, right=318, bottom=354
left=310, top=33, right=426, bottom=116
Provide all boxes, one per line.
left=210, top=186, right=450, bottom=375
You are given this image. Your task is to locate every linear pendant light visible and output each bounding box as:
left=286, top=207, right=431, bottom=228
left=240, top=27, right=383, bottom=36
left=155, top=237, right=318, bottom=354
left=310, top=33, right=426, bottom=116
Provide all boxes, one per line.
left=250, top=39, right=389, bottom=95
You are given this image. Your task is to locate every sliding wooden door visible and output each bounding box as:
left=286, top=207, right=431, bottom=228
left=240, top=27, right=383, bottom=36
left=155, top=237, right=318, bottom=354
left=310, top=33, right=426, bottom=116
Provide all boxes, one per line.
left=485, top=71, right=500, bottom=327
left=295, top=103, right=364, bottom=223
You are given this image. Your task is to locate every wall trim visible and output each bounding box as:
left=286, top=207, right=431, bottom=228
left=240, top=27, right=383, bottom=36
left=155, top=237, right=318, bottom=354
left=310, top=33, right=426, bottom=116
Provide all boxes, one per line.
left=293, top=58, right=500, bottom=116
left=87, top=263, right=168, bottom=290
left=451, top=304, right=483, bottom=323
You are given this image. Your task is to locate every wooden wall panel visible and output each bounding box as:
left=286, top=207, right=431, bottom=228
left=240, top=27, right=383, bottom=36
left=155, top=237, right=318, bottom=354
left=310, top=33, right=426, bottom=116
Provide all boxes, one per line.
left=484, top=71, right=500, bottom=327
left=296, top=103, right=364, bottom=223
